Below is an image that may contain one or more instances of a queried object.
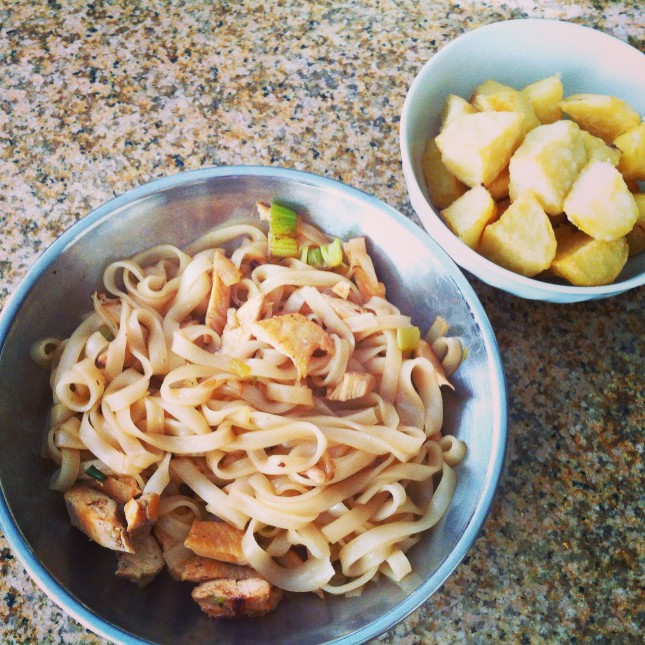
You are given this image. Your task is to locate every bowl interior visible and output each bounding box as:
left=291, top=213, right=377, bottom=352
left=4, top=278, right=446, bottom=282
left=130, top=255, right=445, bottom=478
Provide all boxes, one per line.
left=0, top=167, right=506, bottom=644
left=401, top=19, right=645, bottom=301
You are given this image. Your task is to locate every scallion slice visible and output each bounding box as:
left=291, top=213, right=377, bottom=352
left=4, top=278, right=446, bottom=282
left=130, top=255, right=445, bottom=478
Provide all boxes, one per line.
left=99, top=326, right=115, bottom=341
left=228, top=358, right=252, bottom=378
left=270, top=202, right=298, bottom=235
left=320, top=238, right=343, bottom=268
left=269, top=233, right=298, bottom=258
left=396, top=326, right=421, bottom=351
left=307, top=246, right=324, bottom=268
left=85, top=464, right=107, bottom=482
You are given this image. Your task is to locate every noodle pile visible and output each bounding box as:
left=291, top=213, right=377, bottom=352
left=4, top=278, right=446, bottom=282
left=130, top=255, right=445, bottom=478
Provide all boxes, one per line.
left=35, top=203, right=466, bottom=611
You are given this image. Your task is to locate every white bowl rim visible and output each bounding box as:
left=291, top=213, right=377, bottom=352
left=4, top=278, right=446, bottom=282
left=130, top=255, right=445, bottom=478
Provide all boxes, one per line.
left=0, top=164, right=507, bottom=644
left=400, top=18, right=645, bottom=300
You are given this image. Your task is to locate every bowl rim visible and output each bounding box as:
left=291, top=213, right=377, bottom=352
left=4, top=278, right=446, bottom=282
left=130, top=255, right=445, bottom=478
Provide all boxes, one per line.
left=400, top=18, right=645, bottom=300
left=0, top=164, right=507, bottom=644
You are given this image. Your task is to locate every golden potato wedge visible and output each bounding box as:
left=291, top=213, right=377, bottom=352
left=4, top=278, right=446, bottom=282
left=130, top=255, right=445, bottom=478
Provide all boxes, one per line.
left=559, top=93, right=641, bottom=143
left=485, top=165, right=510, bottom=201
left=440, top=185, right=497, bottom=248
left=509, top=120, right=587, bottom=215
left=614, top=122, right=645, bottom=182
left=550, top=230, right=629, bottom=286
left=563, top=160, right=638, bottom=241
left=521, top=74, right=563, bottom=124
left=478, top=193, right=556, bottom=276
left=626, top=193, right=645, bottom=256
left=439, top=94, right=478, bottom=131
left=435, top=111, right=525, bottom=187
left=422, top=138, right=467, bottom=209
left=471, top=79, right=540, bottom=135
left=580, top=130, right=621, bottom=166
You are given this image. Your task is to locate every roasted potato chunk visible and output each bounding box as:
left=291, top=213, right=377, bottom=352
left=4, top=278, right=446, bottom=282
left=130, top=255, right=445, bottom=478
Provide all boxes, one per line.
left=439, top=93, right=478, bottom=131
left=550, top=231, right=629, bottom=286
left=422, top=138, right=467, bottom=209
left=563, top=160, right=638, bottom=241
left=440, top=185, right=497, bottom=248
left=435, top=111, right=525, bottom=187
left=521, top=74, right=564, bottom=124
left=580, top=130, right=621, bottom=166
left=614, top=122, right=645, bottom=182
left=471, top=79, right=540, bottom=135
left=485, top=165, right=510, bottom=201
left=509, top=120, right=587, bottom=215
left=478, top=193, right=556, bottom=276
left=559, top=93, right=641, bottom=143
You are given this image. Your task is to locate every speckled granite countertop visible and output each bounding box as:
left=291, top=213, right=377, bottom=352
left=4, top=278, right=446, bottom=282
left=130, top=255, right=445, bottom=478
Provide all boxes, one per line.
left=1, top=0, right=643, bottom=643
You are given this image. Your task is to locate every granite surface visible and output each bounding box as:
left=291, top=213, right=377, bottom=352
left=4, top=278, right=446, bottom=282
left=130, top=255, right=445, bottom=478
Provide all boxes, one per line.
left=1, top=0, right=643, bottom=643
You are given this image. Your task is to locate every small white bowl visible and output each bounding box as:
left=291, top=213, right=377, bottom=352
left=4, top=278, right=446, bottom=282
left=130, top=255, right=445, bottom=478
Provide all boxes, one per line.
left=400, top=19, right=645, bottom=303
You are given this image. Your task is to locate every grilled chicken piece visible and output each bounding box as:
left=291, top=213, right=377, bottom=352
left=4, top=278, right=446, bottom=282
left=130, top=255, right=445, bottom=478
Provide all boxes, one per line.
left=252, top=312, right=334, bottom=380
left=275, top=547, right=305, bottom=568
left=192, top=578, right=283, bottom=618
left=321, top=293, right=365, bottom=319
left=184, top=520, right=247, bottom=564
left=64, top=485, right=134, bottom=553
left=124, top=493, right=160, bottom=536
left=331, top=280, right=351, bottom=299
left=152, top=525, right=178, bottom=553
left=180, top=555, right=260, bottom=583
left=115, top=533, right=165, bottom=587
left=343, top=237, right=386, bottom=301
left=220, top=294, right=265, bottom=353
left=97, top=475, right=142, bottom=504
left=326, top=371, right=376, bottom=401
left=206, top=251, right=242, bottom=335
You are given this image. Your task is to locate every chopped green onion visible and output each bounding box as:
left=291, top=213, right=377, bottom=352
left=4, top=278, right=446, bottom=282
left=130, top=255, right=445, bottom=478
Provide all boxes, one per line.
left=397, top=326, right=421, bottom=351
left=85, top=464, right=107, bottom=482
left=300, top=245, right=310, bottom=263
left=99, top=326, right=115, bottom=341
left=463, top=347, right=469, bottom=361
left=269, top=233, right=298, bottom=258
left=320, top=238, right=343, bottom=268
left=228, top=358, right=252, bottom=378
left=270, top=202, right=298, bottom=235
left=307, top=246, right=324, bottom=268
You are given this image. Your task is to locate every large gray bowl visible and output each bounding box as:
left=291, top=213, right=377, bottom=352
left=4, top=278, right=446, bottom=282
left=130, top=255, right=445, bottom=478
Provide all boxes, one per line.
left=0, top=166, right=506, bottom=644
